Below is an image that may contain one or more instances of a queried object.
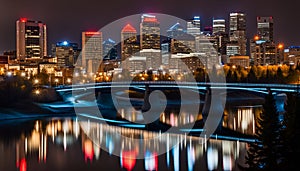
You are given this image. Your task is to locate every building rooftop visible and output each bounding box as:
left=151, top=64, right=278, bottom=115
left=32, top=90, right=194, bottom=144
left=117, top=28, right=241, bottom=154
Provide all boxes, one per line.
left=121, top=24, right=137, bottom=33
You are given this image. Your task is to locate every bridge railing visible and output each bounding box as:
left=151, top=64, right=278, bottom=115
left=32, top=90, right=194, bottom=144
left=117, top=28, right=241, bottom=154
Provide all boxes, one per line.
left=55, top=81, right=299, bottom=92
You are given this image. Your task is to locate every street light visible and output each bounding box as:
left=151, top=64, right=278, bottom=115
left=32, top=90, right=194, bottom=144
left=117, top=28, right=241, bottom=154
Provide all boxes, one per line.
left=21, top=72, right=26, bottom=77
left=7, top=71, right=12, bottom=77
left=35, top=89, right=40, bottom=95
left=67, top=78, right=71, bottom=84
left=55, top=78, right=59, bottom=87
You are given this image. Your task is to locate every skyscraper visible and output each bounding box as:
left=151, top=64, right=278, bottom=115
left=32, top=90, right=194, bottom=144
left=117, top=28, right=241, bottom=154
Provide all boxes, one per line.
left=54, top=41, right=78, bottom=68
left=250, top=16, right=277, bottom=65
left=167, top=22, right=195, bottom=53
left=257, top=16, right=274, bottom=42
left=187, top=16, right=201, bottom=36
left=81, top=32, right=102, bottom=73
left=103, top=38, right=117, bottom=60
left=229, top=12, right=247, bottom=55
left=140, top=14, right=160, bottom=50
left=16, top=18, right=47, bottom=62
left=121, top=24, right=140, bottom=69
left=213, top=19, right=226, bottom=35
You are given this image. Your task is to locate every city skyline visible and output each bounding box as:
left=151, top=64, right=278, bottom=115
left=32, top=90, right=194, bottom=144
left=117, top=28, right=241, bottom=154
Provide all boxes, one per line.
left=0, top=0, right=299, bottom=54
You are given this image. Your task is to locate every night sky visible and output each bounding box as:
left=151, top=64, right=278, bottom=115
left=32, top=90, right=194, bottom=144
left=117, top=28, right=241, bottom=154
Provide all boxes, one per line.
left=0, top=0, right=299, bottom=54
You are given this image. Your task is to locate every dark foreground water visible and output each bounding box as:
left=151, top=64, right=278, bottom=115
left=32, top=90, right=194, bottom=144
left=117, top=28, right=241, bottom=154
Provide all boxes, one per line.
left=0, top=105, right=260, bottom=171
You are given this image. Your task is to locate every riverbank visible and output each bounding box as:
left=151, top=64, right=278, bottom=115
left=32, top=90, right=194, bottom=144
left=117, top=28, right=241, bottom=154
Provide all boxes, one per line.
left=0, top=100, right=74, bottom=121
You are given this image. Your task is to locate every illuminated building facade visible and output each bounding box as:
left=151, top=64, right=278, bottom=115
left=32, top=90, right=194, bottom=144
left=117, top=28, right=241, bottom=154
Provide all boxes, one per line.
left=0, top=56, right=9, bottom=75
left=284, top=46, right=300, bottom=65
left=257, top=16, right=274, bottom=42
left=229, top=12, right=247, bottom=56
left=82, top=32, right=102, bottom=73
left=54, top=41, right=78, bottom=68
left=103, top=38, right=117, bottom=60
left=139, top=49, right=161, bottom=70
left=121, top=24, right=140, bottom=69
left=170, top=34, right=196, bottom=54
left=213, top=19, right=226, bottom=34
left=226, top=44, right=240, bottom=57
left=167, top=22, right=195, bottom=54
left=195, top=34, right=219, bottom=69
left=229, top=55, right=250, bottom=67
left=250, top=17, right=280, bottom=65
left=169, top=53, right=204, bottom=73
left=16, top=18, right=47, bottom=62
left=187, top=16, right=201, bottom=36
left=140, top=14, right=160, bottom=50
left=128, top=56, right=146, bottom=73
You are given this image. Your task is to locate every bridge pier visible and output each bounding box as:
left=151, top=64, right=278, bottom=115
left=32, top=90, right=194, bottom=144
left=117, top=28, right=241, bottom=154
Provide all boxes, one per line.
left=201, top=87, right=224, bottom=132
left=141, top=84, right=151, bottom=112
left=97, top=89, right=115, bottom=109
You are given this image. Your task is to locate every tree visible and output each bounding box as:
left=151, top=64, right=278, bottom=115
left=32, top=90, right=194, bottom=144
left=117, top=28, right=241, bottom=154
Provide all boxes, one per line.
left=0, top=76, right=33, bottom=107
left=281, top=93, right=300, bottom=170
left=276, top=67, right=284, bottom=84
left=245, top=90, right=283, bottom=170
left=248, top=67, right=258, bottom=83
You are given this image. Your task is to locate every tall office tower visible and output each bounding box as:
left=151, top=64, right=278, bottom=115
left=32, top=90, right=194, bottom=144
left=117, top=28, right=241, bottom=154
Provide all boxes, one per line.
left=257, top=16, right=274, bottom=42
left=250, top=17, right=276, bottom=65
left=82, top=32, right=102, bottom=73
left=54, top=41, right=78, bottom=68
left=121, top=24, right=140, bottom=70
left=167, top=22, right=195, bottom=53
left=187, top=16, right=201, bottom=36
left=16, top=18, right=47, bottom=62
left=103, top=38, right=117, bottom=60
left=229, top=12, right=247, bottom=55
left=213, top=19, right=226, bottom=35
left=140, top=14, right=160, bottom=50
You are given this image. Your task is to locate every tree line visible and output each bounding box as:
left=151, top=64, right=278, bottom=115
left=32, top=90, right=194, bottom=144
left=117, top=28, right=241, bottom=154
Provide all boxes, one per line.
left=243, top=90, right=300, bottom=170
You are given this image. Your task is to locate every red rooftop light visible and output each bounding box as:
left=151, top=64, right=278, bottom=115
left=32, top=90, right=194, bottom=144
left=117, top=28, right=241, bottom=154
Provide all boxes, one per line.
left=143, top=17, right=158, bottom=23
left=20, top=18, right=27, bottom=22
left=122, top=24, right=137, bottom=33
left=85, top=32, right=100, bottom=35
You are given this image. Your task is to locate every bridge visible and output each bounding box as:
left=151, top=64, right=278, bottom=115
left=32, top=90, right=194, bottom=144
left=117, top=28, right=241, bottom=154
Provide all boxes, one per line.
left=55, top=81, right=297, bottom=107
left=52, top=81, right=295, bottom=120
left=56, top=81, right=299, bottom=94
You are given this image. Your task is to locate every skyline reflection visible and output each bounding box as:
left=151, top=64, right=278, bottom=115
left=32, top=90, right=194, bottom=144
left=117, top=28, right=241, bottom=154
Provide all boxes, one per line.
left=0, top=115, right=249, bottom=171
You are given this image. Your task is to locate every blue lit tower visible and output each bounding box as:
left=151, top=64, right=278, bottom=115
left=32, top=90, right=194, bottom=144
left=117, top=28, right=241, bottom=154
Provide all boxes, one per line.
left=54, top=41, right=79, bottom=68
left=187, top=16, right=201, bottom=36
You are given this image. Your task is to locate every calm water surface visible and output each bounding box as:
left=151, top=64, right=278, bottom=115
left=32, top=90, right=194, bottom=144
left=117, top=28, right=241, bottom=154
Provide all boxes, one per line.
left=0, top=104, right=261, bottom=171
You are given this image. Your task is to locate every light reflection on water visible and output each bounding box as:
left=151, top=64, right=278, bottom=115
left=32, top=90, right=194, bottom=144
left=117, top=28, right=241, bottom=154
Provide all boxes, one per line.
left=120, top=105, right=260, bottom=136
left=0, top=116, right=249, bottom=171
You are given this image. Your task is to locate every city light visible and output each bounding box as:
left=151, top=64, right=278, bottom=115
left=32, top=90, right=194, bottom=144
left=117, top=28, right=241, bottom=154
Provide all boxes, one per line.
left=278, top=43, right=284, bottom=49
left=20, top=18, right=27, bottom=22
left=62, top=41, right=69, bottom=46
left=21, top=72, right=26, bottom=77
left=6, top=71, right=12, bottom=76
left=85, top=32, right=100, bottom=35
left=35, top=89, right=40, bottom=95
